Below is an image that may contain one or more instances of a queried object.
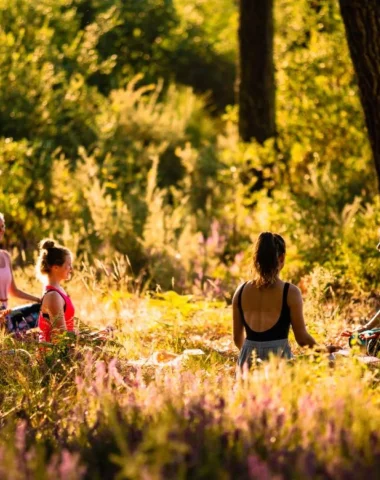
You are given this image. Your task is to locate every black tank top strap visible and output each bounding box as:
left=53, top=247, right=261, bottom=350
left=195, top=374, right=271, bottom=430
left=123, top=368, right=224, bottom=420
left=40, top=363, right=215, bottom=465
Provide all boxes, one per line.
left=281, top=282, right=290, bottom=314
left=237, top=282, right=248, bottom=327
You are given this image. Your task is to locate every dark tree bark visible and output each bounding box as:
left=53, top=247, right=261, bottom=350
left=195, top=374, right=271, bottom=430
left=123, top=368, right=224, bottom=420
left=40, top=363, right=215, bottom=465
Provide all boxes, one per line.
left=339, top=0, right=380, bottom=190
left=238, top=0, right=276, bottom=144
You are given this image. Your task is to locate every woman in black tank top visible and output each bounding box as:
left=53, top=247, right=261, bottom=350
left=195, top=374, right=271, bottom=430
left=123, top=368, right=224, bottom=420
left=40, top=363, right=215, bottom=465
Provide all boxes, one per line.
left=232, top=232, right=317, bottom=367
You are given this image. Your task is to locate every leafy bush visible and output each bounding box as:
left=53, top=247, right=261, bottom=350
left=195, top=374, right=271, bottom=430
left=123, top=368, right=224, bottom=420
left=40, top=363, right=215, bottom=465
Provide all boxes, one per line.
left=0, top=0, right=379, bottom=294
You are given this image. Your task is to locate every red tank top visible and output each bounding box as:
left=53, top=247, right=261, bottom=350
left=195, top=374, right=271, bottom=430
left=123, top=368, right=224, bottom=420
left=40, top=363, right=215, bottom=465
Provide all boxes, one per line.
left=38, top=286, right=75, bottom=342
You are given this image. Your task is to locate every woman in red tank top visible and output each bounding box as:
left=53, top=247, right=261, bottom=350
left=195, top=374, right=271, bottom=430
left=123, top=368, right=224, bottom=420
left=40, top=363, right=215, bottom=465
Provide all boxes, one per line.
left=37, top=239, right=75, bottom=343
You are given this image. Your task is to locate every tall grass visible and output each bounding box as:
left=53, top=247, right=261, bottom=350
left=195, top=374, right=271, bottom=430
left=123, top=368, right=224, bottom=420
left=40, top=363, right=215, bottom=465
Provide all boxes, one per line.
left=0, top=265, right=379, bottom=478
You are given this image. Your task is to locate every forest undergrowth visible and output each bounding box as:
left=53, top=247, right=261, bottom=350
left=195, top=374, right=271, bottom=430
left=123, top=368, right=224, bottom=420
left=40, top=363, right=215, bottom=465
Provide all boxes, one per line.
left=0, top=265, right=379, bottom=479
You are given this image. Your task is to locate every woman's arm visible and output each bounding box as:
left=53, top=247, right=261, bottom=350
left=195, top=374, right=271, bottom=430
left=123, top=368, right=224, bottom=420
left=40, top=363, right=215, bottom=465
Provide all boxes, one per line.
left=6, top=252, right=40, bottom=303
left=42, top=291, right=67, bottom=335
left=232, top=286, right=245, bottom=350
left=361, top=309, right=380, bottom=331
left=288, top=284, right=317, bottom=348
left=343, top=309, right=380, bottom=336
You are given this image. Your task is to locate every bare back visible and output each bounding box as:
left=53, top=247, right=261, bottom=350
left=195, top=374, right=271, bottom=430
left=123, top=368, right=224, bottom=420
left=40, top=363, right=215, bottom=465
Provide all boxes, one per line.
left=240, top=280, right=286, bottom=332
left=233, top=278, right=317, bottom=350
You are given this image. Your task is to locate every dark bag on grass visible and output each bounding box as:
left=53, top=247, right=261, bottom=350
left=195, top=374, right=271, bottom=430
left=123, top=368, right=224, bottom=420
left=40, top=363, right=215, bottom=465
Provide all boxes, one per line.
left=7, top=303, right=40, bottom=333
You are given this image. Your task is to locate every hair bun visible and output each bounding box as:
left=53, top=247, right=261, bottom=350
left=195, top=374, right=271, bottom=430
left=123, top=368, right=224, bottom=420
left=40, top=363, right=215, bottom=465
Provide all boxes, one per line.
left=40, top=239, right=55, bottom=250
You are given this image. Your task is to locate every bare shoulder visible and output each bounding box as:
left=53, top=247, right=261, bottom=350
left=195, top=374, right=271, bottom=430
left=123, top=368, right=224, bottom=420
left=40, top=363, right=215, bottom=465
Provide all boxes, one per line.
left=232, top=281, right=247, bottom=306
left=287, top=283, right=303, bottom=305
left=43, top=291, right=65, bottom=308
left=1, top=250, right=12, bottom=267
left=1, top=250, right=11, bottom=260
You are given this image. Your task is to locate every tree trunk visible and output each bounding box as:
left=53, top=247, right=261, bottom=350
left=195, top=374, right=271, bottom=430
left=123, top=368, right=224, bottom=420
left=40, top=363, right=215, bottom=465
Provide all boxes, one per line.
left=238, top=0, right=276, bottom=144
left=339, top=0, right=380, bottom=190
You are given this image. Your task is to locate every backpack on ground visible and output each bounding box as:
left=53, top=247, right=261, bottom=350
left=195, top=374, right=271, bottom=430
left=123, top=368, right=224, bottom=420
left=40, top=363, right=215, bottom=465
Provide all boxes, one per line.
left=6, top=303, right=40, bottom=333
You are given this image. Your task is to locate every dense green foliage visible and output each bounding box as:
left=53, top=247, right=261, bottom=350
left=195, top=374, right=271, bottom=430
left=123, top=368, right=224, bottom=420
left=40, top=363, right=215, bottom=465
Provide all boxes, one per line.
left=1, top=2, right=380, bottom=476
left=0, top=0, right=379, bottom=293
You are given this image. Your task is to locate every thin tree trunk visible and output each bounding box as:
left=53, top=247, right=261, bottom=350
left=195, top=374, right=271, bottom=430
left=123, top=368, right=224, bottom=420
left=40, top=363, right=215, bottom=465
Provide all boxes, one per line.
left=238, top=0, right=276, bottom=144
left=339, top=0, right=380, bottom=190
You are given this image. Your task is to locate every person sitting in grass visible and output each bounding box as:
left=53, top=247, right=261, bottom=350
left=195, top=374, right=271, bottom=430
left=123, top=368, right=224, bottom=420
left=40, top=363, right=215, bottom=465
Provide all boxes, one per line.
left=233, top=232, right=317, bottom=367
left=37, top=239, right=75, bottom=343
left=344, top=310, right=380, bottom=337
left=0, top=212, right=40, bottom=320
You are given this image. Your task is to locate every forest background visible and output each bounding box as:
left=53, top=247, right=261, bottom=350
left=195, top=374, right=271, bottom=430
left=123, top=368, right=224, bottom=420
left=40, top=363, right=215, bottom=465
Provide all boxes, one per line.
left=0, top=0, right=380, bottom=295
left=1, top=2, right=380, bottom=478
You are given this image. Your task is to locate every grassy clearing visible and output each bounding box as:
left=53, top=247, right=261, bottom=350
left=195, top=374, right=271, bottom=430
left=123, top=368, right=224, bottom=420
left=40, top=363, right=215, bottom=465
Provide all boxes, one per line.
left=0, top=267, right=379, bottom=479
